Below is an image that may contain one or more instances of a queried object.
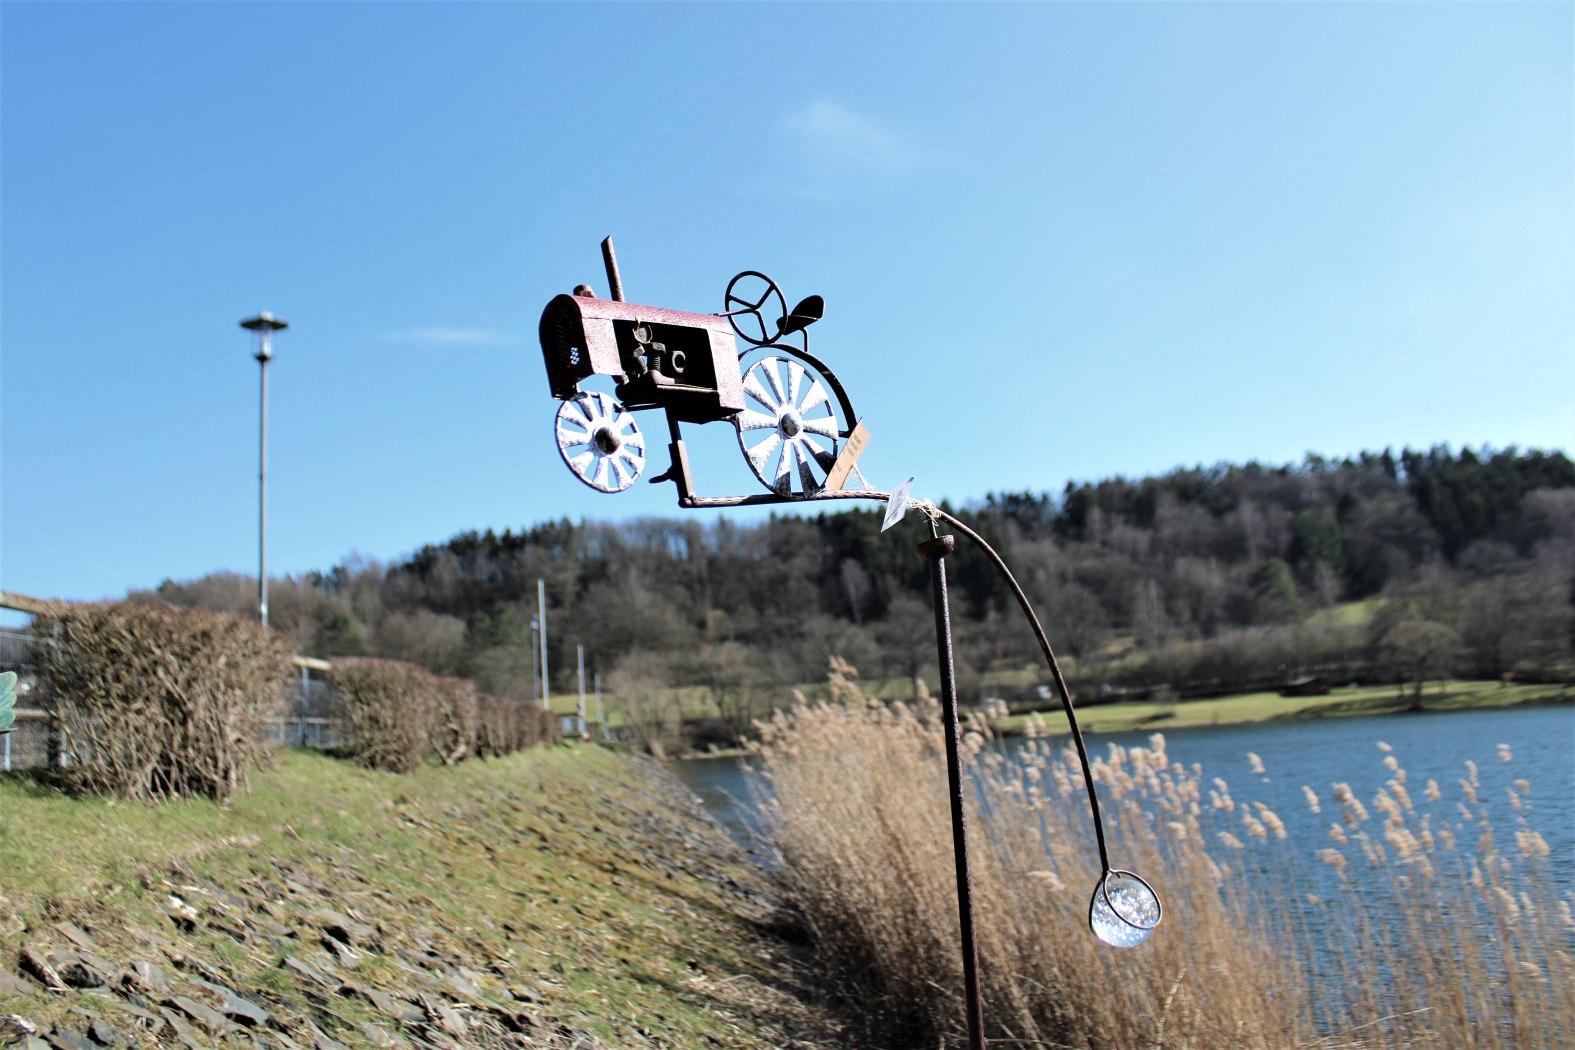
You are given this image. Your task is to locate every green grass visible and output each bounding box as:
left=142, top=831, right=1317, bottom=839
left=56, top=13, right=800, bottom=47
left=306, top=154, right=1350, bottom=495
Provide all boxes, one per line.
left=544, top=685, right=710, bottom=727
left=1305, top=596, right=1384, bottom=627
left=992, top=678, right=1571, bottom=736
left=0, top=746, right=834, bottom=1048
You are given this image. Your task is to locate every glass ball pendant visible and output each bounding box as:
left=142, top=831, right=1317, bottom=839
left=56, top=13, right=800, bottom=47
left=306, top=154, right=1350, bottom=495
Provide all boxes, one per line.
left=1088, top=870, right=1161, bottom=948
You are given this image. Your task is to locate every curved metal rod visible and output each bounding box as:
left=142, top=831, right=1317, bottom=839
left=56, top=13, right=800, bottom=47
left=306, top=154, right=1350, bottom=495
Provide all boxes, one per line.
left=927, top=506, right=1114, bottom=875
left=681, top=486, right=1114, bottom=874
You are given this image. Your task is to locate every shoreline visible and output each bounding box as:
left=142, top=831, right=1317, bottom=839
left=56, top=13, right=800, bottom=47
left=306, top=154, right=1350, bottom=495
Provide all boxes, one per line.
left=675, top=680, right=1572, bottom=758
left=992, top=680, right=1572, bottom=738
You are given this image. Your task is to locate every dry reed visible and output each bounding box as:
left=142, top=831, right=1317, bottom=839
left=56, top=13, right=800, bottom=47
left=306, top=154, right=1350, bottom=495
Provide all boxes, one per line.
left=754, top=660, right=1572, bottom=1049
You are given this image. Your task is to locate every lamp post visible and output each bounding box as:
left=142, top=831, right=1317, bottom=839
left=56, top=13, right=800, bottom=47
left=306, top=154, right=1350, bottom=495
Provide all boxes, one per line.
left=240, top=312, right=288, bottom=627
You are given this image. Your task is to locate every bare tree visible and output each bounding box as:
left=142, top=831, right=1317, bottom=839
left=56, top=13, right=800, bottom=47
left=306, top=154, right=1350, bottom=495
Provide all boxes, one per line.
left=606, top=651, right=680, bottom=759
left=1046, top=582, right=1110, bottom=665
left=374, top=609, right=467, bottom=675
left=1311, top=562, right=1342, bottom=608
left=1383, top=619, right=1461, bottom=710
left=839, top=558, right=872, bottom=625
left=1131, top=578, right=1171, bottom=649
left=468, top=645, right=536, bottom=703
left=1459, top=581, right=1511, bottom=678
left=876, top=595, right=933, bottom=682
left=691, top=641, right=769, bottom=744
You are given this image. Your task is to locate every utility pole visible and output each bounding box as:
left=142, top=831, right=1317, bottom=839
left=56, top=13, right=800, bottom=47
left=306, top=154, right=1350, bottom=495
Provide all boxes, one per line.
left=240, top=313, right=287, bottom=626
left=529, top=615, right=540, bottom=703
left=577, top=644, right=587, bottom=738
left=537, top=579, right=549, bottom=710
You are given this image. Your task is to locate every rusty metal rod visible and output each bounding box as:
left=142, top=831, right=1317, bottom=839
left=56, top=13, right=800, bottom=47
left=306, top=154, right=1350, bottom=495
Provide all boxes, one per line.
left=918, top=533, right=987, bottom=1050
left=679, top=488, right=888, bottom=509
left=600, top=236, right=625, bottom=302
left=681, top=487, right=1114, bottom=876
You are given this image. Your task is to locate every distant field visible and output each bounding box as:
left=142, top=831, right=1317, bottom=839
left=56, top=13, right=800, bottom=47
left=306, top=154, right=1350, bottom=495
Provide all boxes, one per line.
left=540, top=596, right=1401, bottom=727
left=557, top=670, right=1569, bottom=744
left=992, top=678, right=1571, bottom=736
left=535, top=595, right=1557, bottom=741
left=1304, top=596, right=1383, bottom=627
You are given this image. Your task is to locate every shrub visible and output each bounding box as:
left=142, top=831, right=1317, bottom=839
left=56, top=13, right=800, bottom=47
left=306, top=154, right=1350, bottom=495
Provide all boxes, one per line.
left=474, top=692, right=509, bottom=758
left=33, top=602, right=290, bottom=803
left=475, top=693, right=547, bottom=756
left=429, top=676, right=479, bottom=765
left=537, top=703, right=562, bottom=749
left=328, top=658, right=434, bottom=773
left=330, top=660, right=552, bottom=772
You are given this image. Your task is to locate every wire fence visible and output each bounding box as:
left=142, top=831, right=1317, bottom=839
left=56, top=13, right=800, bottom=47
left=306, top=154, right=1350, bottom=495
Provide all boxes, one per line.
left=0, top=627, right=34, bottom=668
left=264, top=669, right=344, bottom=750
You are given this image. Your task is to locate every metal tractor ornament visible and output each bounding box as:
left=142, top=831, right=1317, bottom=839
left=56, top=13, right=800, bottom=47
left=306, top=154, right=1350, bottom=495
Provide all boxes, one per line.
left=536, top=238, right=1162, bottom=1050
left=539, top=239, right=864, bottom=504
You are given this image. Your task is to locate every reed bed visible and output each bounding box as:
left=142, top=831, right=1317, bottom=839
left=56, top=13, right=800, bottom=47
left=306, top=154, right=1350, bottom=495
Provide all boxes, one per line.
left=752, top=661, right=1572, bottom=1049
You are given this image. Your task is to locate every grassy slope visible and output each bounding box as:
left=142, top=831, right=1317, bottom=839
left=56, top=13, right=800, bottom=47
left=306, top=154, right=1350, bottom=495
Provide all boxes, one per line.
left=0, top=746, right=839, bottom=1049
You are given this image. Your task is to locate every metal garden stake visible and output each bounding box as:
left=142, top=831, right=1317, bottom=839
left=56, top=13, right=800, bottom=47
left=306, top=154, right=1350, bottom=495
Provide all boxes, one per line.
left=919, top=531, right=986, bottom=1050
left=534, top=239, right=1164, bottom=1049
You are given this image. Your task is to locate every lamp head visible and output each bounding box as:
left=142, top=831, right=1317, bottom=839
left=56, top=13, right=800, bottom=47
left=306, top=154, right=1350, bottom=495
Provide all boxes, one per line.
left=240, top=312, right=288, bottom=333
left=240, top=313, right=288, bottom=362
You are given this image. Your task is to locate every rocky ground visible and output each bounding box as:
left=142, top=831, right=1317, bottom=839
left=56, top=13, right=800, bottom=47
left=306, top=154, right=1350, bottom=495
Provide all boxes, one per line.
left=0, top=747, right=845, bottom=1050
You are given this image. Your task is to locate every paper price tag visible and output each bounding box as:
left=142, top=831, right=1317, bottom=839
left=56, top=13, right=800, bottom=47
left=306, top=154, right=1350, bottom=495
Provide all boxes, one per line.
left=824, top=419, right=871, bottom=492
left=881, top=476, right=915, bottom=532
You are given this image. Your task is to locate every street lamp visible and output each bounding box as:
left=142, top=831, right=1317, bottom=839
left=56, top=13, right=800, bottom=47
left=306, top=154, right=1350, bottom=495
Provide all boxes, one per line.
left=240, top=312, right=288, bottom=627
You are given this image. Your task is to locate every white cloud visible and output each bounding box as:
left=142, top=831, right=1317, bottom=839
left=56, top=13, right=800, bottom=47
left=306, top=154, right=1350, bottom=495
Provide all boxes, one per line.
left=778, top=99, right=910, bottom=171
left=380, top=327, right=510, bottom=347
left=766, top=98, right=927, bottom=199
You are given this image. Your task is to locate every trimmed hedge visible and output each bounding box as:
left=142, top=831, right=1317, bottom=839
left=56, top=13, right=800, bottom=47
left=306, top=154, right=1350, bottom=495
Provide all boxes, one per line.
left=475, top=691, right=552, bottom=757
left=330, top=658, right=552, bottom=773
left=430, top=676, right=480, bottom=766
left=33, top=602, right=291, bottom=803
left=327, top=658, right=433, bottom=773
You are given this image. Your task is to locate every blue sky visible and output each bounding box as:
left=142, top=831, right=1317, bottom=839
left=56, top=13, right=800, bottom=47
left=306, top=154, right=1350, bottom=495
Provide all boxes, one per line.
left=2, top=2, right=1571, bottom=607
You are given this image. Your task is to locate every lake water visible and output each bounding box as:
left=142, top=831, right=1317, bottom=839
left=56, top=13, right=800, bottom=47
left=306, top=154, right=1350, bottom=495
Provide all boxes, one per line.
left=672, top=703, right=1575, bottom=895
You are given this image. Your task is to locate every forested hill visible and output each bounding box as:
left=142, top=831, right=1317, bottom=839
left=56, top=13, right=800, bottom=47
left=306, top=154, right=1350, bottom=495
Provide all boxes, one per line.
left=141, top=446, right=1574, bottom=717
